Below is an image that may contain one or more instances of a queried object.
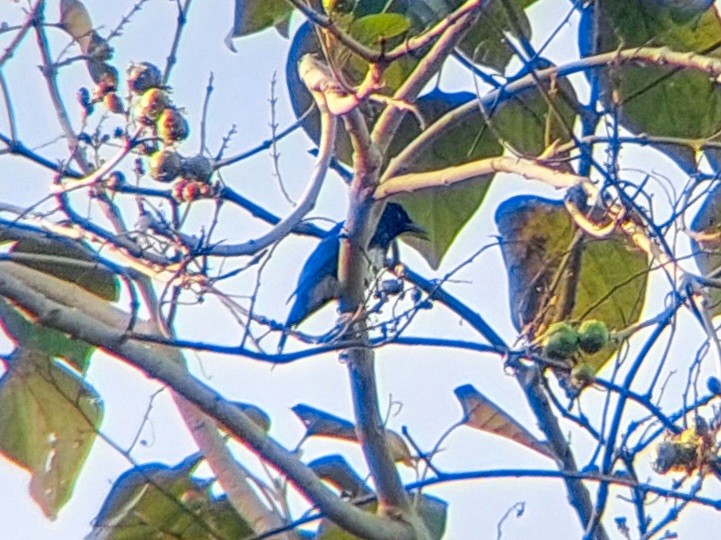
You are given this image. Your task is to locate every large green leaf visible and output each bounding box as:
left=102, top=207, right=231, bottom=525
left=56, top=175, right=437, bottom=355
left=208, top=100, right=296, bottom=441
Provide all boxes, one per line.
left=581, top=0, right=721, bottom=171
left=0, top=298, right=94, bottom=372
left=0, top=348, right=103, bottom=518
left=316, top=494, right=447, bottom=539
left=495, top=195, right=648, bottom=373
left=90, top=456, right=253, bottom=539
left=231, top=0, right=294, bottom=38
left=690, top=182, right=721, bottom=317
left=349, top=13, right=411, bottom=45
left=286, top=21, right=418, bottom=165
left=0, top=231, right=119, bottom=301
left=457, top=0, right=539, bottom=72
left=394, top=75, right=579, bottom=268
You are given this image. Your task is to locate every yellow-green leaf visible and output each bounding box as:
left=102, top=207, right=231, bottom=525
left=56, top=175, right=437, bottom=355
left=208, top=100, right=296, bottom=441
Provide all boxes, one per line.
left=90, top=455, right=253, bottom=539
left=231, top=0, right=295, bottom=38
left=0, top=298, right=94, bottom=372
left=0, top=348, right=103, bottom=518
left=1, top=232, right=119, bottom=301
left=394, top=77, right=579, bottom=268
left=495, top=195, right=649, bottom=373
left=582, top=0, right=721, bottom=171
left=349, top=13, right=411, bottom=46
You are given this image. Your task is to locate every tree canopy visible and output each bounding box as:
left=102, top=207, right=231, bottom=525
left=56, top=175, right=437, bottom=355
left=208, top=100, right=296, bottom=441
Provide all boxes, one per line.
left=1, top=0, right=721, bottom=538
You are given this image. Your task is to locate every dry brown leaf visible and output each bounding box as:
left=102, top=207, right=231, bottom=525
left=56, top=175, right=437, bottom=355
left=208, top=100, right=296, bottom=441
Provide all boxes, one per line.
left=454, top=384, right=555, bottom=460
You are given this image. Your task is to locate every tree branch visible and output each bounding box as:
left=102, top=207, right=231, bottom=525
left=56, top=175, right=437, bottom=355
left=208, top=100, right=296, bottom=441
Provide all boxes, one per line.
left=0, top=263, right=416, bottom=540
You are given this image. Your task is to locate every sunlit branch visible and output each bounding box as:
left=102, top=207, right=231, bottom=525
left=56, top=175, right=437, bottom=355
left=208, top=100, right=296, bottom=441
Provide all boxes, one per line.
left=374, top=156, right=587, bottom=200
left=0, top=263, right=417, bottom=540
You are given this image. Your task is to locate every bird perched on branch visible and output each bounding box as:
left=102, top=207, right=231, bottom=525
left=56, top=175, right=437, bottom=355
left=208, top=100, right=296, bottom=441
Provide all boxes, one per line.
left=279, top=203, right=424, bottom=351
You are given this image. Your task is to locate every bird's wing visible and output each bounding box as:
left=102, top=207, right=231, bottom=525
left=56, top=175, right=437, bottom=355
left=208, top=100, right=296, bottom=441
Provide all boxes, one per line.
left=285, top=223, right=343, bottom=326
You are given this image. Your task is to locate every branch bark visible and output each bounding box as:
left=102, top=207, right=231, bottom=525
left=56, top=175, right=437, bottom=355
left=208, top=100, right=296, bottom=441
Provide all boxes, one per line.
left=0, top=262, right=416, bottom=540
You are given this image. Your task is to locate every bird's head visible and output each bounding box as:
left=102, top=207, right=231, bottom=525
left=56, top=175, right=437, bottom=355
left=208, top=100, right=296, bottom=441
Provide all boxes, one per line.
left=370, top=203, right=426, bottom=249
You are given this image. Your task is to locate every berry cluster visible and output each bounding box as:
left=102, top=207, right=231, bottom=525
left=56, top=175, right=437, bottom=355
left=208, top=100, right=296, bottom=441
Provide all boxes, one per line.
left=126, top=62, right=213, bottom=202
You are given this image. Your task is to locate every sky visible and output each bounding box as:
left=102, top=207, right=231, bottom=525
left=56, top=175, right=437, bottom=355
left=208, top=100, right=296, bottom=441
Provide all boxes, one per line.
left=0, top=1, right=720, bottom=539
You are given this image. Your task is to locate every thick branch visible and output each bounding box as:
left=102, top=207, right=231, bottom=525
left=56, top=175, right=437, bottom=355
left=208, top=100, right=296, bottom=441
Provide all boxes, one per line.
left=206, top=55, right=335, bottom=257
left=382, top=46, right=721, bottom=182
left=371, top=0, right=482, bottom=155
left=0, top=263, right=415, bottom=540
left=517, top=366, right=609, bottom=540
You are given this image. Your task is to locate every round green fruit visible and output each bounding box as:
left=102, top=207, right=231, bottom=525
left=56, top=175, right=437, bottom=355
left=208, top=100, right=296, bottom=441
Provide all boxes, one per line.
left=542, top=322, right=579, bottom=359
left=570, top=362, right=595, bottom=389
left=578, top=320, right=610, bottom=354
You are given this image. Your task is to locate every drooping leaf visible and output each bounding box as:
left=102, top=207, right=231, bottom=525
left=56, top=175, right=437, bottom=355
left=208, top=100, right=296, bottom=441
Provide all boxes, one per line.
left=581, top=0, right=721, bottom=172
left=0, top=298, right=94, bottom=372
left=292, top=403, right=357, bottom=438
left=454, top=384, right=554, bottom=459
left=90, top=455, right=253, bottom=539
left=308, top=454, right=372, bottom=497
left=690, top=183, right=721, bottom=317
left=231, top=0, right=295, bottom=38
left=59, top=0, right=114, bottom=83
left=0, top=348, right=103, bottom=519
left=394, top=75, right=580, bottom=268
left=59, top=0, right=94, bottom=54
left=317, top=494, right=447, bottom=539
left=0, top=231, right=119, bottom=301
left=291, top=404, right=413, bottom=465
left=495, top=195, right=648, bottom=373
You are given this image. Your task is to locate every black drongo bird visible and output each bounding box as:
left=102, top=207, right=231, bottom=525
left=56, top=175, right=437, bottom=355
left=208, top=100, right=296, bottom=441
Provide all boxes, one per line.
left=279, top=203, right=424, bottom=350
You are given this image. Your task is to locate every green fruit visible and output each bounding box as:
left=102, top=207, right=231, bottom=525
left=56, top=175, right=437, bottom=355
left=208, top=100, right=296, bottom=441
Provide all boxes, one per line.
left=148, top=150, right=182, bottom=183
left=578, top=320, right=610, bottom=354
left=570, top=362, right=595, bottom=389
left=542, top=322, right=579, bottom=359
left=157, top=107, right=189, bottom=145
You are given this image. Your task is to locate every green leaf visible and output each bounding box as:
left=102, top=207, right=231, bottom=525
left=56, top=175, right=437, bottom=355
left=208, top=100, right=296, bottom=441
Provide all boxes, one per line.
left=317, top=495, right=447, bottom=539
left=90, top=455, right=253, bottom=539
left=286, top=22, right=417, bottom=164
left=394, top=77, right=579, bottom=268
left=458, top=0, right=539, bottom=72
left=0, top=232, right=119, bottom=301
left=0, top=298, right=95, bottom=372
left=583, top=0, right=721, bottom=171
left=0, top=348, right=103, bottom=518
left=691, top=183, right=721, bottom=317
left=348, top=13, right=411, bottom=45
left=231, top=0, right=294, bottom=38
left=495, top=195, right=648, bottom=373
